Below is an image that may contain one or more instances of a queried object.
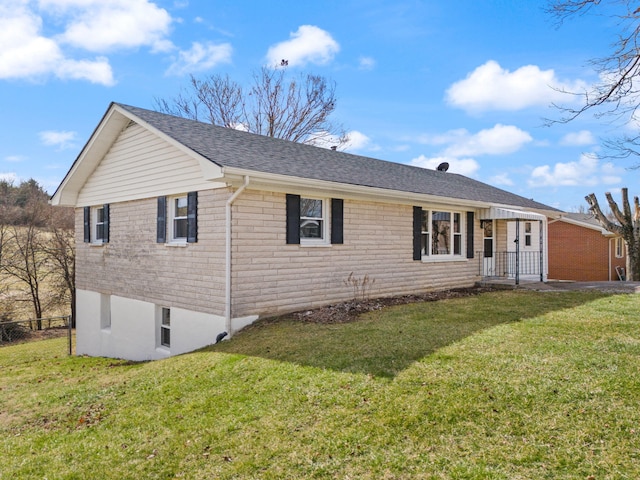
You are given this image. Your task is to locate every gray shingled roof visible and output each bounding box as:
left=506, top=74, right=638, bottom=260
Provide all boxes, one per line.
left=563, top=212, right=603, bottom=227
left=118, top=103, right=559, bottom=213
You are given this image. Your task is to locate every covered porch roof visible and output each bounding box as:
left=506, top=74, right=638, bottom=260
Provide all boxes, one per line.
left=480, top=207, right=547, bottom=221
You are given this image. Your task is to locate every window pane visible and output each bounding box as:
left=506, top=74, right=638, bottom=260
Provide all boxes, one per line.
left=483, top=220, right=493, bottom=238
left=432, top=211, right=451, bottom=255
left=162, top=308, right=170, bottom=326
left=421, top=233, right=429, bottom=256
left=161, top=328, right=170, bottom=347
left=301, top=198, right=322, bottom=218
left=454, top=234, right=461, bottom=255
left=96, top=224, right=104, bottom=241
left=484, top=239, right=493, bottom=257
left=525, top=222, right=532, bottom=233
left=96, top=207, right=104, bottom=223
left=175, top=197, right=188, bottom=218
left=174, top=218, right=188, bottom=239
left=300, top=219, right=322, bottom=238
left=453, top=213, right=460, bottom=233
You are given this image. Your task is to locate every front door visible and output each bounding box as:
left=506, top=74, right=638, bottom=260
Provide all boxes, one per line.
left=482, top=220, right=495, bottom=276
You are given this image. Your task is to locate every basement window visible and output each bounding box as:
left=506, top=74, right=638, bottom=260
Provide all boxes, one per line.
left=160, top=308, right=171, bottom=348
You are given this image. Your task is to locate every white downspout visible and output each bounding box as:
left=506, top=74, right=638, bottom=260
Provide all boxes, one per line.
left=225, top=176, right=250, bottom=336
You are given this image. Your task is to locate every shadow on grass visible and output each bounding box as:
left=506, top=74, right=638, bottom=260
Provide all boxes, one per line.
left=209, top=290, right=613, bottom=378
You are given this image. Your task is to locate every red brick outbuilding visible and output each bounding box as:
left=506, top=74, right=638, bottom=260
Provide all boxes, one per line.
left=548, top=213, right=626, bottom=281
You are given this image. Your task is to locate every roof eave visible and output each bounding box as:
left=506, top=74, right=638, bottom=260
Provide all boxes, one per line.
left=554, top=215, right=615, bottom=235
left=222, top=167, right=556, bottom=214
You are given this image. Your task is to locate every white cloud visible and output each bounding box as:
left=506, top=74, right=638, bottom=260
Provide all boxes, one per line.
left=418, top=124, right=532, bottom=157
left=446, top=60, right=587, bottom=113
left=528, top=153, right=622, bottom=187
left=266, top=25, right=339, bottom=67
left=0, top=0, right=178, bottom=85
left=489, top=173, right=514, bottom=186
left=560, top=130, right=596, bottom=146
left=166, top=41, right=232, bottom=76
left=410, top=155, right=480, bottom=176
left=4, top=155, right=25, bottom=163
left=0, top=5, right=60, bottom=78
left=39, top=130, right=77, bottom=150
left=358, top=56, right=376, bottom=70
left=0, top=3, right=115, bottom=84
left=344, top=130, right=376, bottom=151
left=42, top=0, right=173, bottom=53
left=58, top=57, right=114, bottom=84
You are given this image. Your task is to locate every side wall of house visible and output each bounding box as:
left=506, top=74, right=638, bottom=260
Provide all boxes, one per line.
left=75, top=188, right=230, bottom=359
left=75, top=185, right=483, bottom=358
left=548, top=221, right=614, bottom=281
left=230, top=189, right=482, bottom=318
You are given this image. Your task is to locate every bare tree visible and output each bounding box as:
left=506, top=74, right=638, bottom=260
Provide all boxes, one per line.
left=0, top=179, right=75, bottom=326
left=155, top=66, right=349, bottom=148
left=44, top=207, right=76, bottom=327
left=4, top=226, right=49, bottom=327
left=585, top=187, right=640, bottom=280
left=547, top=0, right=640, bottom=164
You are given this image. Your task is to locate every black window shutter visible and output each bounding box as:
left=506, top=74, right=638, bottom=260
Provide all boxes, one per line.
left=187, top=191, right=198, bottom=243
left=466, top=211, right=475, bottom=259
left=286, top=194, right=301, bottom=244
left=157, top=196, right=167, bottom=243
left=103, top=204, right=110, bottom=243
left=413, top=206, right=422, bottom=261
left=331, top=198, right=344, bottom=244
left=83, top=206, right=90, bottom=243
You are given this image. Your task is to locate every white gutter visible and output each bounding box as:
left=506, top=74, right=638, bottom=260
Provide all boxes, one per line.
left=225, top=175, right=250, bottom=336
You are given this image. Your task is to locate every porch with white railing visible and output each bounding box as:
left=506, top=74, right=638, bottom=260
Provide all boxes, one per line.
left=477, top=250, right=544, bottom=285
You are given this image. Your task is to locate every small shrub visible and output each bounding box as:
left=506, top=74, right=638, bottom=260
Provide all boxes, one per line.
left=343, top=272, right=375, bottom=301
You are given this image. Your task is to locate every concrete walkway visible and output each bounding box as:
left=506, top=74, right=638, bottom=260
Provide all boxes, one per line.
left=481, top=278, right=640, bottom=294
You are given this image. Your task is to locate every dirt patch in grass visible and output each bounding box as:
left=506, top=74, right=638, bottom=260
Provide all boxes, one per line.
left=290, top=286, right=496, bottom=324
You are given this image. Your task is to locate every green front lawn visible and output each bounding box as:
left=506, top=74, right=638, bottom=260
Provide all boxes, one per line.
left=1, top=290, right=638, bottom=479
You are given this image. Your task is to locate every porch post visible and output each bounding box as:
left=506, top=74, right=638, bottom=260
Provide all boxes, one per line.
left=539, top=220, right=543, bottom=282
left=515, top=218, right=520, bottom=285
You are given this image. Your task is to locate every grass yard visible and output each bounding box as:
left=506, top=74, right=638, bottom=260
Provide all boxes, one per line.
left=1, top=290, right=639, bottom=479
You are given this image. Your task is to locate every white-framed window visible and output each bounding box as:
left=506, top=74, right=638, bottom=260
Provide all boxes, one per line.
left=524, top=222, right=532, bottom=247
left=93, top=206, right=106, bottom=243
left=84, top=204, right=109, bottom=244
left=615, top=237, right=624, bottom=258
left=160, top=307, right=171, bottom=348
left=420, top=209, right=464, bottom=258
left=169, top=195, right=188, bottom=243
left=300, top=197, right=328, bottom=244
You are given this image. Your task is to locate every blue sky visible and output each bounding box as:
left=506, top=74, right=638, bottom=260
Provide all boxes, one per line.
left=1, top=0, right=637, bottom=211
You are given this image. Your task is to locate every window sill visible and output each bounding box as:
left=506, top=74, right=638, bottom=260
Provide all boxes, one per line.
left=300, top=243, right=332, bottom=248
left=101, top=327, right=111, bottom=333
left=155, top=346, right=171, bottom=355
left=421, top=256, right=468, bottom=263
left=165, top=242, right=188, bottom=248
left=89, top=242, right=105, bottom=247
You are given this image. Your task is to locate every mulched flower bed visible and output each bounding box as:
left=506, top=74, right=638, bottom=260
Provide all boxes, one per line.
left=291, top=286, right=496, bottom=324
